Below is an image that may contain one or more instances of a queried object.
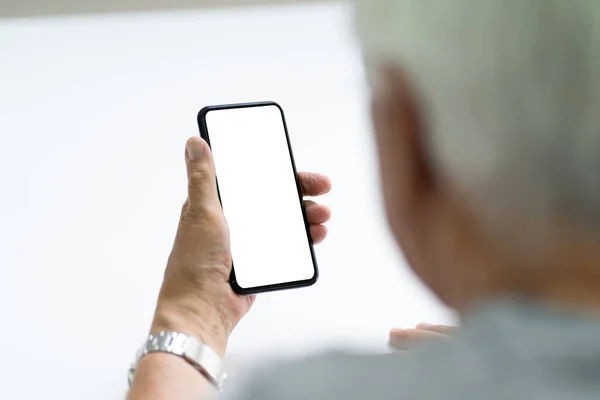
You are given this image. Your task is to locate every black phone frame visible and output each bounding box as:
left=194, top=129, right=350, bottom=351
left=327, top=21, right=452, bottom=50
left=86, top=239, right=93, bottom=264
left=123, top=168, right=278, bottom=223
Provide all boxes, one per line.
left=197, top=101, right=319, bottom=295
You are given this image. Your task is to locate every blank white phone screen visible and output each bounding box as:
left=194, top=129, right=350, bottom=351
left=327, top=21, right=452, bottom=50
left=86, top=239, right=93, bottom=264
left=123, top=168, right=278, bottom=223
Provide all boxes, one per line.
left=204, top=105, right=316, bottom=290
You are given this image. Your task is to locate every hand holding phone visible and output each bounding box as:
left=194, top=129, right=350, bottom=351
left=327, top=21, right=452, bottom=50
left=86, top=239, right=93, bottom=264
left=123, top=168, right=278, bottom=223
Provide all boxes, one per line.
left=197, top=101, right=327, bottom=294
left=150, top=132, right=330, bottom=358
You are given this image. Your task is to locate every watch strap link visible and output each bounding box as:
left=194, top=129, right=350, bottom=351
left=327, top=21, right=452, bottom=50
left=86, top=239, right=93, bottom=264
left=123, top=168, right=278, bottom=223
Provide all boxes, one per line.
left=128, top=331, right=227, bottom=391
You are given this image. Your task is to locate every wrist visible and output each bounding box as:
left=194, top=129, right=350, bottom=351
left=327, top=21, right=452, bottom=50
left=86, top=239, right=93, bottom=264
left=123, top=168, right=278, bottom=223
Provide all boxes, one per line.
left=151, top=300, right=230, bottom=357
left=129, top=352, right=216, bottom=400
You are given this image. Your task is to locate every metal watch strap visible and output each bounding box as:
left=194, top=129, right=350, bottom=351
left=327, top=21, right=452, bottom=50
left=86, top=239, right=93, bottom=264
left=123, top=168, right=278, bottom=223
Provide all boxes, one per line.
left=128, top=331, right=227, bottom=391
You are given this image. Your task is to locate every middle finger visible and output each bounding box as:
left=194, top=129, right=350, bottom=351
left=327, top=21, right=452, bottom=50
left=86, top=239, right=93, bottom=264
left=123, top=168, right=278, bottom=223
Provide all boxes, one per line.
left=304, top=200, right=331, bottom=225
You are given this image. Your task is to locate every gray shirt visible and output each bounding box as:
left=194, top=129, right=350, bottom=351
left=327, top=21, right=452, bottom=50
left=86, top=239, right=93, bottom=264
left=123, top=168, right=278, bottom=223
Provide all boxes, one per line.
left=229, top=297, right=600, bottom=399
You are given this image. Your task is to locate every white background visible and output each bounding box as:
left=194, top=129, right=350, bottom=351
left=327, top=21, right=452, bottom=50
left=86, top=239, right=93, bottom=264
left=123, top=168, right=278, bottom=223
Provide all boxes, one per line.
left=0, top=3, right=454, bottom=399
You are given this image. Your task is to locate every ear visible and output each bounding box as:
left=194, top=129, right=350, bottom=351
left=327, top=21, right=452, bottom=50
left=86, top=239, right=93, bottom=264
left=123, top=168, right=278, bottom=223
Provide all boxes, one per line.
left=370, top=67, right=434, bottom=256
left=370, top=67, right=466, bottom=306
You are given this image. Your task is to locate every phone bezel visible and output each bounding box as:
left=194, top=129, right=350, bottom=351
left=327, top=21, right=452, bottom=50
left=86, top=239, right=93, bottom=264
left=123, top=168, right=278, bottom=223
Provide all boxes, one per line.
left=197, top=101, right=319, bottom=295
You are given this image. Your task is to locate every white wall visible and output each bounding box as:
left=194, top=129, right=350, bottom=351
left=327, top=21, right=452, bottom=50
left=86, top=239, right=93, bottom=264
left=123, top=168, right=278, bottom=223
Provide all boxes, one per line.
left=0, top=3, right=454, bottom=399
left=0, top=0, right=326, bottom=18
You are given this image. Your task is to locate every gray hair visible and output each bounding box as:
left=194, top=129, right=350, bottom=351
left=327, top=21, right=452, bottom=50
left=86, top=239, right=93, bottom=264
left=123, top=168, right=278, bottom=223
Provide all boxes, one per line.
left=355, top=0, right=600, bottom=245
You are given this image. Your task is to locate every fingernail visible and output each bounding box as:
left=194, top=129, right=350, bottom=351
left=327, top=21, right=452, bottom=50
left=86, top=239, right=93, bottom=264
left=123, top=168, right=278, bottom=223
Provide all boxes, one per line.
left=186, top=139, right=204, bottom=161
left=416, top=323, right=433, bottom=330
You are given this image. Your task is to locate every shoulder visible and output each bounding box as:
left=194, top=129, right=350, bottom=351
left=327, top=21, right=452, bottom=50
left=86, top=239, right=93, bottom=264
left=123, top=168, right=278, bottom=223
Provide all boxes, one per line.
left=228, top=342, right=488, bottom=400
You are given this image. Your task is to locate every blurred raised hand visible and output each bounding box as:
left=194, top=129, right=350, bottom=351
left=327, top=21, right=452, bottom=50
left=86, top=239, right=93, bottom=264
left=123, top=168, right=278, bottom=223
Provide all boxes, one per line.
left=389, top=323, right=456, bottom=351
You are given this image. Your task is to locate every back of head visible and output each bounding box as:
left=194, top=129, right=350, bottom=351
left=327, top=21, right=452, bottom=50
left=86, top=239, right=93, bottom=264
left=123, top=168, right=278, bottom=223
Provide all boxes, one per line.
left=355, top=0, right=600, bottom=253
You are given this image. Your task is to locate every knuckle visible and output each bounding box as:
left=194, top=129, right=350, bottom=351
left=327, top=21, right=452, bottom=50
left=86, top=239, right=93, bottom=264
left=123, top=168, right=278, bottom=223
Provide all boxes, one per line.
left=301, top=175, right=313, bottom=193
left=188, top=170, right=209, bottom=190
left=200, top=204, right=225, bottom=223
left=182, top=201, right=223, bottom=225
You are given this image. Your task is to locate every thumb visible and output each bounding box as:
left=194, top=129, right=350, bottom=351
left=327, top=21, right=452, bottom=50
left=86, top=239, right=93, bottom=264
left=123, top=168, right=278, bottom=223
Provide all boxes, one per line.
left=185, top=137, right=220, bottom=213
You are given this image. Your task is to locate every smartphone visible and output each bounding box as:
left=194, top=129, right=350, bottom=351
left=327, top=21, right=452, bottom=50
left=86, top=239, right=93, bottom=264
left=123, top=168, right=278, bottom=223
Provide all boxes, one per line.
left=197, top=101, right=318, bottom=294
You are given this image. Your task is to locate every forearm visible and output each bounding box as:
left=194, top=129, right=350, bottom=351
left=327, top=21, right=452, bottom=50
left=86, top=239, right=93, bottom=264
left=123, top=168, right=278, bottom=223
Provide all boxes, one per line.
left=128, top=353, right=218, bottom=400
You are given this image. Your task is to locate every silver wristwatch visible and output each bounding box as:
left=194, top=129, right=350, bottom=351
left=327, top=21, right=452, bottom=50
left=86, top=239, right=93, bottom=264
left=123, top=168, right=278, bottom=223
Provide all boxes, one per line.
left=128, top=331, right=227, bottom=391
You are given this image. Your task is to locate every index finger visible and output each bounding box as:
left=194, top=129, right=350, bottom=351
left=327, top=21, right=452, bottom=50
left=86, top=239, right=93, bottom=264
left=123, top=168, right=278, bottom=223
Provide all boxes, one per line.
left=298, top=172, right=331, bottom=196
